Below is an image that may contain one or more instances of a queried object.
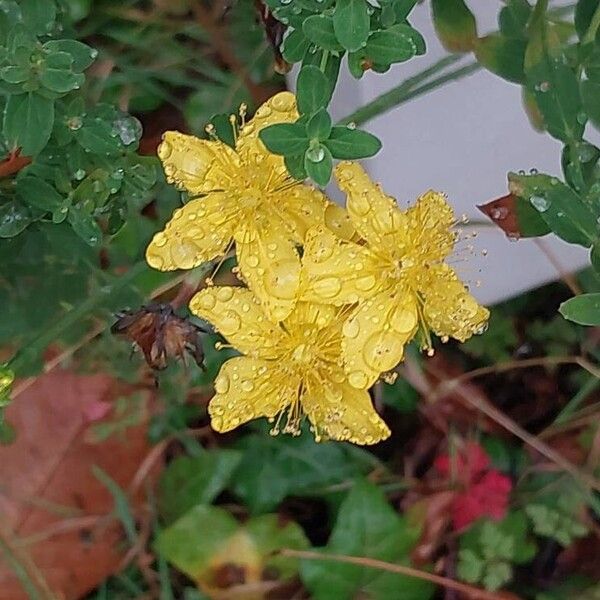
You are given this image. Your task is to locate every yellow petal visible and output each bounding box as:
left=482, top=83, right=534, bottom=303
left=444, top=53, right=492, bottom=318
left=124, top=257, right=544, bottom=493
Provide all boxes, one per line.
left=404, top=190, right=457, bottom=262
left=302, top=376, right=390, bottom=445
left=158, top=131, right=240, bottom=196
left=420, top=264, right=489, bottom=342
left=302, top=226, right=383, bottom=305
left=324, top=202, right=358, bottom=241
left=236, top=92, right=299, bottom=194
left=335, top=161, right=406, bottom=255
left=146, top=194, right=236, bottom=271
left=236, top=221, right=301, bottom=322
left=342, top=289, right=418, bottom=389
left=189, top=287, right=283, bottom=358
left=276, top=184, right=329, bottom=242
left=209, top=357, right=296, bottom=432
left=283, top=300, right=337, bottom=332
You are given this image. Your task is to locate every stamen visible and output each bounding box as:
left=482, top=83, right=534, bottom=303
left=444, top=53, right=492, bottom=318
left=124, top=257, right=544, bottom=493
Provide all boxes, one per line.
left=205, top=123, right=218, bottom=141
left=229, top=114, right=238, bottom=145
left=239, top=103, right=247, bottom=128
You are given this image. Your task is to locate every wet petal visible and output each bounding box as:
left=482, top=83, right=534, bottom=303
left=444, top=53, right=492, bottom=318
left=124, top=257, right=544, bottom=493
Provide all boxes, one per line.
left=277, top=184, right=329, bottom=242
left=335, top=161, right=406, bottom=255
left=302, top=376, right=390, bottom=445
left=158, top=131, right=240, bottom=195
left=237, top=223, right=301, bottom=322
left=189, top=287, right=283, bottom=358
left=146, top=194, right=236, bottom=271
left=301, top=226, right=383, bottom=305
left=284, top=301, right=338, bottom=332
left=342, top=289, right=418, bottom=389
left=208, top=357, right=296, bottom=432
left=404, top=190, right=457, bottom=262
left=324, top=202, right=358, bottom=241
left=236, top=92, right=299, bottom=193
left=420, top=264, right=489, bottom=342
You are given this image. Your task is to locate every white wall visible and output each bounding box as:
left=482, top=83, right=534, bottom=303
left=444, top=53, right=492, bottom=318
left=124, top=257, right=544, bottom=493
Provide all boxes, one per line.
left=324, top=1, right=589, bottom=306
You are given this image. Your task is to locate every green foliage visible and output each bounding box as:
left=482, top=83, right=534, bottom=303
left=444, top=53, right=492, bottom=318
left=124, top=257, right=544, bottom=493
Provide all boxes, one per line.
left=259, top=0, right=425, bottom=184
left=300, top=480, right=435, bottom=600
left=158, top=450, right=242, bottom=524
left=260, top=61, right=381, bottom=184
left=560, top=293, right=600, bottom=325
left=156, top=506, right=309, bottom=585
left=457, top=512, right=537, bottom=591
left=231, top=431, right=375, bottom=513
left=526, top=492, right=589, bottom=546
left=432, top=0, right=478, bottom=52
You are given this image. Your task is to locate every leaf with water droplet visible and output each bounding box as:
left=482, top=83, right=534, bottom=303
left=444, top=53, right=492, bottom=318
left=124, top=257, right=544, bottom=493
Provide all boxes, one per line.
left=304, top=144, right=332, bottom=186
left=0, top=201, right=32, bottom=238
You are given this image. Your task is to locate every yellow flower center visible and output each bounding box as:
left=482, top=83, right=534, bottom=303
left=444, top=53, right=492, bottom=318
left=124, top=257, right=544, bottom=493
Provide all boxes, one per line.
left=237, top=188, right=262, bottom=212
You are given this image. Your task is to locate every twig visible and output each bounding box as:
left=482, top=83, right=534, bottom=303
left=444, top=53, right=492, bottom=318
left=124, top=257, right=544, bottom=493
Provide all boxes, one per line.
left=534, top=238, right=582, bottom=296
left=407, top=357, right=600, bottom=492
left=279, top=549, right=519, bottom=600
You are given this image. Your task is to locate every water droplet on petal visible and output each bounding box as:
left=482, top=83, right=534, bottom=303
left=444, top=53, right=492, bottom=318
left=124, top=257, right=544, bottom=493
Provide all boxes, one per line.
left=214, top=373, right=230, bottom=393
left=348, top=370, right=369, bottom=388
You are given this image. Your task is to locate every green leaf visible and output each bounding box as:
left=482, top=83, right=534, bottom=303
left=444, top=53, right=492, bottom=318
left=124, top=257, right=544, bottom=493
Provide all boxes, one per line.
left=67, top=204, right=102, bottom=247
left=156, top=507, right=308, bottom=586
left=158, top=450, right=242, bottom=524
left=259, top=123, right=309, bottom=155
left=499, top=0, right=532, bottom=39
left=40, top=63, right=84, bottom=94
left=509, top=172, right=598, bottom=246
left=75, top=117, right=122, bottom=155
left=43, top=40, right=97, bottom=71
left=303, top=15, right=343, bottom=51
left=365, top=24, right=422, bottom=65
left=432, top=0, right=478, bottom=52
left=284, top=153, right=307, bottom=180
left=282, top=28, right=310, bottom=62
left=3, top=93, right=54, bottom=155
left=307, top=108, right=332, bottom=140
left=526, top=59, right=584, bottom=143
left=93, top=465, right=137, bottom=545
left=305, top=144, right=333, bottom=186
left=301, top=480, right=434, bottom=600
left=575, top=0, right=600, bottom=40
left=297, top=65, right=330, bottom=115
left=333, top=0, right=370, bottom=52
left=581, top=78, right=600, bottom=130
left=16, top=176, right=64, bottom=213
left=21, top=0, right=56, bottom=35
left=232, top=433, right=372, bottom=513
left=475, top=34, right=526, bottom=83
left=591, top=242, right=600, bottom=273
left=0, top=201, right=32, bottom=238
left=559, top=293, right=600, bottom=325
left=324, top=126, right=381, bottom=159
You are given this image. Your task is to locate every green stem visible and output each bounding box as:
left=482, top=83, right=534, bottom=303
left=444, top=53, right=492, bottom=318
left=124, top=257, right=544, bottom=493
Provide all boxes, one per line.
left=8, top=261, right=149, bottom=376
left=583, top=2, right=600, bottom=44
left=337, top=56, right=480, bottom=127
left=319, top=49, right=330, bottom=73
left=554, top=375, right=600, bottom=424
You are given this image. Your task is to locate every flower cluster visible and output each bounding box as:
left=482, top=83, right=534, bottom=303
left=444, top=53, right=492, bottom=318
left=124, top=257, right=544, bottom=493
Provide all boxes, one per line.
left=146, top=92, right=489, bottom=445
left=435, top=442, right=512, bottom=530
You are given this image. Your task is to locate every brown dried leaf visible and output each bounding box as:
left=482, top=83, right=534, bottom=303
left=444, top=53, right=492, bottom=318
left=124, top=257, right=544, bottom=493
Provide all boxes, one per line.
left=477, top=193, right=522, bottom=239
left=0, top=371, right=158, bottom=600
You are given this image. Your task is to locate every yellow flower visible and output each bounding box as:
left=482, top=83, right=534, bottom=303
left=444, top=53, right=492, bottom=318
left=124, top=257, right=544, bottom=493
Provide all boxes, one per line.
left=189, top=286, right=391, bottom=445
left=302, top=162, right=489, bottom=389
left=146, top=92, right=329, bottom=322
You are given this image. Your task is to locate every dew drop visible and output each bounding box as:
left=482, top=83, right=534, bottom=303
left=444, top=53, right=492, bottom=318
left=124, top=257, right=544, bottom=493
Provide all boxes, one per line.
left=530, top=195, right=550, bottom=212
left=214, top=373, right=230, bottom=394
left=348, top=370, right=369, bottom=389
